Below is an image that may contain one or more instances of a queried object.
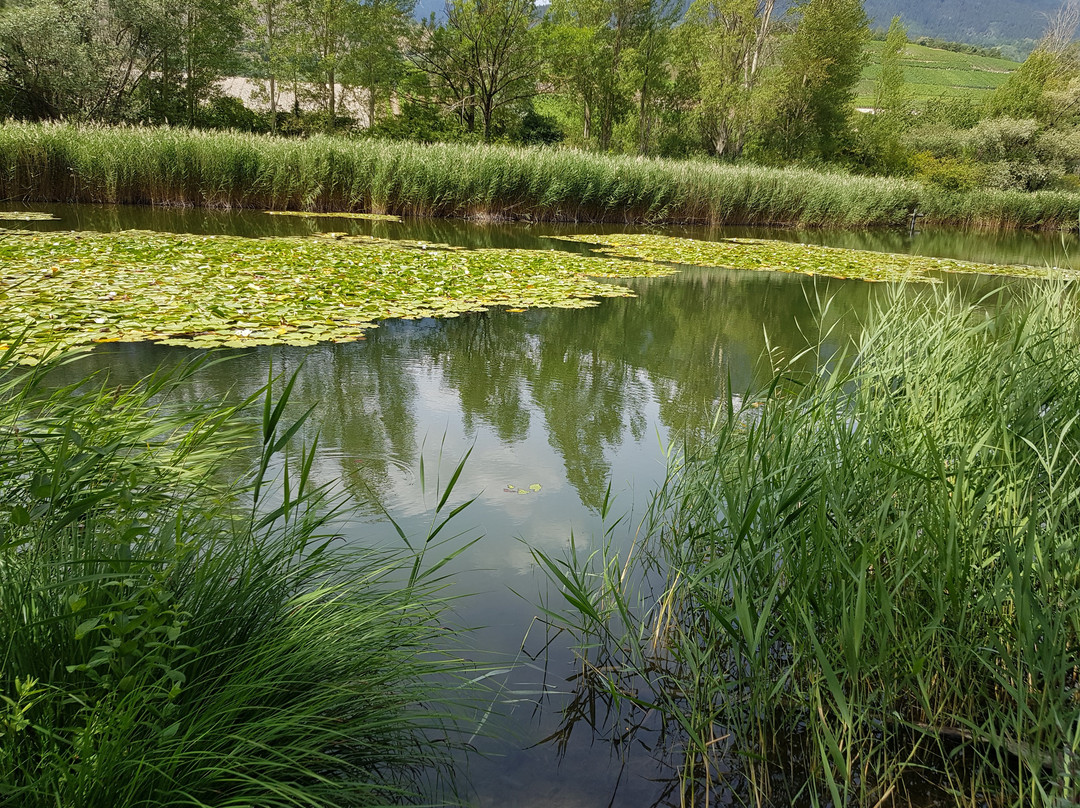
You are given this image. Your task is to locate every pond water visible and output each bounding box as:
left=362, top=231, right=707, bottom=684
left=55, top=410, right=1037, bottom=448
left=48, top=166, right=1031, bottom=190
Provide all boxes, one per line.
left=5, top=205, right=1074, bottom=806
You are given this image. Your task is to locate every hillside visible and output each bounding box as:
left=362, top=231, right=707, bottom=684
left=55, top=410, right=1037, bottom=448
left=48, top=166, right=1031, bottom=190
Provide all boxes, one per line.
left=865, top=0, right=1056, bottom=45
left=855, top=40, right=1020, bottom=108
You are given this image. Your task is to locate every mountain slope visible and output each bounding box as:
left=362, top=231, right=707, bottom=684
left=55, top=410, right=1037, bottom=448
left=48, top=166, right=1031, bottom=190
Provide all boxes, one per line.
left=866, top=0, right=1057, bottom=44
left=414, top=0, right=1053, bottom=47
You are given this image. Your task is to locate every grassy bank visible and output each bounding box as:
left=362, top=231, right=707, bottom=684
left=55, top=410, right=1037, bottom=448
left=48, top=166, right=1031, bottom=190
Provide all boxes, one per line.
left=0, top=351, right=472, bottom=807
left=2, top=123, right=1080, bottom=229
left=537, top=285, right=1080, bottom=805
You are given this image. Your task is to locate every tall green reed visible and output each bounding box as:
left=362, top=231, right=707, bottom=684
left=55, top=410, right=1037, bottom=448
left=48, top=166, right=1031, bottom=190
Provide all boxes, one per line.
left=5, top=122, right=1077, bottom=229
left=536, top=283, right=1080, bottom=806
left=0, top=347, right=474, bottom=807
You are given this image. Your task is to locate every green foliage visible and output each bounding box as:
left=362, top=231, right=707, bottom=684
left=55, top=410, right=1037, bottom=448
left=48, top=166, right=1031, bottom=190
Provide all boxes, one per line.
left=412, top=0, right=540, bottom=141
left=989, top=47, right=1064, bottom=120
left=678, top=0, right=775, bottom=159
left=754, top=0, right=870, bottom=162
left=198, top=95, right=272, bottom=132
left=515, top=105, right=565, bottom=146
left=0, top=353, right=473, bottom=806
left=911, top=151, right=981, bottom=191
left=856, top=16, right=914, bottom=174
left=536, top=283, right=1080, bottom=804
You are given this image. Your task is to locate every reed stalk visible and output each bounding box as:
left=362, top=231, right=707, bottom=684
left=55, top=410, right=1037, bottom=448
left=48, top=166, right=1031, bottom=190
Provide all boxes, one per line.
left=2, top=122, right=1078, bottom=229
left=536, top=283, right=1080, bottom=806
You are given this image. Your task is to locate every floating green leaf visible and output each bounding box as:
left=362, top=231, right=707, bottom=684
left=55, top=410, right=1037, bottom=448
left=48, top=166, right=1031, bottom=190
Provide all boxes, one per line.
left=557, top=233, right=1079, bottom=283
left=0, top=211, right=58, bottom=221
left=504, top=483, right=542, bottom=494
left=265, top=210, right=403, bottom=222
left=0, top=229, right=673, bottom=361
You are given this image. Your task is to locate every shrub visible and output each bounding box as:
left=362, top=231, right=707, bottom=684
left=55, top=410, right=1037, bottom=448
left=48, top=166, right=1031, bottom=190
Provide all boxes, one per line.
left=903, top=122, right=968, bottom=158
left=911, top=150, right=980, bottom=191
left=966, top=116, right=1039, bottom=162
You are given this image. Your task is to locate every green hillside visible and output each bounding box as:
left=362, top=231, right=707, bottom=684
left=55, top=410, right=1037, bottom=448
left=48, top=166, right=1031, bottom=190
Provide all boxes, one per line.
left=855, top=40, right=1019, bottom=109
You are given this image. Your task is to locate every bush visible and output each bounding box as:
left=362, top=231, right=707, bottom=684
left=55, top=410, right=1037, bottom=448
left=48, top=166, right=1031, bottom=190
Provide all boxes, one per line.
left=976, top=158, right=1055, bottom=191
left=911, top=151, right=980, bottom=191
left=198, top=95, right=270, bottom=133
left=903, top=122, right=968, bottom=158
left=966, top=116, right=1039, bottom=162
left=1036, top=126, right=1080, bottom=170
left=516, top=107, right=564, bottom=146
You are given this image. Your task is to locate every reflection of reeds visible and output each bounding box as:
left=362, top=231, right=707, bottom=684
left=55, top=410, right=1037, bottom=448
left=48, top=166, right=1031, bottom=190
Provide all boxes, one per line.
left=536, top=283, right=1080, bottom=806
left=5, top=122, right=1080, bottom=229
left=0, top=350, right=474, bottom=807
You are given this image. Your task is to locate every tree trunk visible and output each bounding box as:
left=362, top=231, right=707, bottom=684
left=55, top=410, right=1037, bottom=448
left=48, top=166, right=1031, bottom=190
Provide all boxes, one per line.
left=328, top=66, right=336, bottom=119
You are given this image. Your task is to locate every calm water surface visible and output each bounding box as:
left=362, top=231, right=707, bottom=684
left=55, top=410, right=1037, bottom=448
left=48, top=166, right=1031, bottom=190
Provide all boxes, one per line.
left=5, top=204, right=1070, bottom=806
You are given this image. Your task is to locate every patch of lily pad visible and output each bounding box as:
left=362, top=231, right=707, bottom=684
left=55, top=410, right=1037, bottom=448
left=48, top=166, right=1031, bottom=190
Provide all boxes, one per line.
left=265, top=210, right=402, bottom=222
left=0, top=229, right=674, bottom=361
left=0, top=211, right=58, bottom=221
left=557, top=233, right=1080, bottom=283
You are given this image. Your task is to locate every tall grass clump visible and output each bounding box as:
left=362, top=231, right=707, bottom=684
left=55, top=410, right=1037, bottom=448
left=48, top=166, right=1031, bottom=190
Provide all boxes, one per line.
left=537, top=283, right=1080, bottom=806
left=6, top=120, right=1070, bottom=228
left=0, top=349, right=471, bottom=807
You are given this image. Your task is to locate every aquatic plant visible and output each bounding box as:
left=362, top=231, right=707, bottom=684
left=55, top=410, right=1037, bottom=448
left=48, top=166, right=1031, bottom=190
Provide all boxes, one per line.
left=3, top=122, right=1080, bottom=228
left=559, top=232, right=1080, bottom=282
left=536, top=284, right=1080, bottom=806
left=0, top=349, right=476, bottom=807
left=0, top=229, right=673, bottom=360
left=0, top=211, right=57, bottom=221
left=266, top=210, right=403, bottom=222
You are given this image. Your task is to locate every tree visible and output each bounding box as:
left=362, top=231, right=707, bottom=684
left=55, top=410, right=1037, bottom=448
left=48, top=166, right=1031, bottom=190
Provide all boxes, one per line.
left=0, top=0, right=175, bottom=122
left=678, top=0, right=775, bottom=158
left=250, top=0, right=304, bottom=131
left=349, top=0, right=414, bottom=127
left=626, top=0, right=681, bottom=153
left=177, top=0, right=248, bottom=126
left=415, top=0, right=540, bottom=141
left=755, top=0, right=868, bottom=162
left=860, top=15, right=911, bottom=171
left=988, top=0, right=1080, bottom=123
left=296, top=0, right=358, bottom=120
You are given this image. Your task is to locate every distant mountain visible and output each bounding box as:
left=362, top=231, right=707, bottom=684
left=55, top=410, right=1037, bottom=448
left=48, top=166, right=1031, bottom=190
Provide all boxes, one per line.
left=412, top=0, right=1056, bottom=48
left=865, top=0, right=1058, bottom=44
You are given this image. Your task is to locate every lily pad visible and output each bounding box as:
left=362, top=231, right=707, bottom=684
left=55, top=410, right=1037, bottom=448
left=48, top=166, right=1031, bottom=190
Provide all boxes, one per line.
left=0, top=211, right=58, bottom=221
left=556, top=233, right=1079, bottom=283
left=0, top=229, right=673, bottom=362
left=504, top=483, right=542, bottom=494
left=265, top=210, right=402, bottom=222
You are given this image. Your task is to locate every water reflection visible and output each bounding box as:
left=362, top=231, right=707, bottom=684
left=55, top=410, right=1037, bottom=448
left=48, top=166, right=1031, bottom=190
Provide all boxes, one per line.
left=21, top=203, right=1049, bottom=806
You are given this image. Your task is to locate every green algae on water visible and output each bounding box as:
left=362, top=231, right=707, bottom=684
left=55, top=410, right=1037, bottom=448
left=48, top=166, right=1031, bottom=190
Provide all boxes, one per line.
left=0, top=229, right=674, bottom=361
left=558, top=233, right=1079, bottom=282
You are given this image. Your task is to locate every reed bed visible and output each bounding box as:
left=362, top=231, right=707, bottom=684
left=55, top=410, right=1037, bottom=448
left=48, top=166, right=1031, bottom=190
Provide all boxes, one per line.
left=0, top=349, right=472, bottom=807
left=3, top=122, right=1076, bottom=229
left=536, top=284, right=1080, bottom=806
